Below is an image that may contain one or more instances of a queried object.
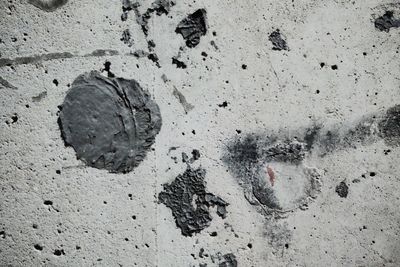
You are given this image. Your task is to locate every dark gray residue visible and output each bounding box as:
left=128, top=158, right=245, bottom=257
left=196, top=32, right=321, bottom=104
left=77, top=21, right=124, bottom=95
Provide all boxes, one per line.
left=58, top=71, right=162, bottom=173
left=0, top=77, right=17, bottom=90
left=268, top=29, right=288, bottom=51
left=176, top=9, right=207, bottom=48
left=219, top=253, right=237, bottom=267
left=378, top=104, right=400, bottom=146
left=0, top=50, right=121, bottom=68
left=374, top=11, right=400, bottom=32
left=158, top=167, right=228, bottom=236
left=28, top=0, right=68, bottom=12
left=335, top=181, right=349, bottom=198
left=172, top=57, right=187, bottom=69
left=32, top=91, right=47, bottom=102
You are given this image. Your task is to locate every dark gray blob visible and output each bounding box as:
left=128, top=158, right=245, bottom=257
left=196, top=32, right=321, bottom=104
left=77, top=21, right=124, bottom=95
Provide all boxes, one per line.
left=158, top=167, right=228, bottom=236
left=374, top=11, right=400, bottom=32
left=176, top=9, right=207, bottom=48
left=219, top=253, right=237, bottom=267
left=28, top=0, right=68, bottom=12
left=378, top=104, right=400, bottom=146
left=58, top=71, right=162, bottom=173
left=335, top=181, right=349, bottom=198
left=172, top=57, right=187, bottom=69
left=121, top=29, right=134, bottom=47
left=268, top=29, right=288, bottom=51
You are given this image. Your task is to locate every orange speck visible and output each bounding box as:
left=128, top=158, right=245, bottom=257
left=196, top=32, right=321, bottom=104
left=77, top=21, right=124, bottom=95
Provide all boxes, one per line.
left=266, top=165, right=276, bottom=187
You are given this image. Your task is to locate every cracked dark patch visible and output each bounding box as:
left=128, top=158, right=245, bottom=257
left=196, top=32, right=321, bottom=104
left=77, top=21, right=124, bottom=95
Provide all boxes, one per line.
left=335, top=181, right=348, bottom=198
left=176, top=9, right=207, bottom=48
left=158, top=167, right=228, bottom=236
left=219, top=253, right=237, bottom=267
left=374, top=11, right=400, bottom=32
left=58, top=71, right=162, bottom=173
left=28, top=0, right=68, bottom=12
left=268, top=29, right=288, bottom=51
left=172, top=57, right=187, bottom=69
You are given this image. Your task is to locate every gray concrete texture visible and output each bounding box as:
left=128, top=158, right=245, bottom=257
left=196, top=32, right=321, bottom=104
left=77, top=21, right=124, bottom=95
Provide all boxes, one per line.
left=1, top=0, right=400, bottom=266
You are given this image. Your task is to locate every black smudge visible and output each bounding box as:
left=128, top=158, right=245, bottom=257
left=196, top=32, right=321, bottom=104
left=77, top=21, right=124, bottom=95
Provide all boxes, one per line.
left=175, top=9, right=207, bottom=48
left=378, top=104, right=400, bottom=146
left=374, top=11, right=400, bottom=32
left=335, top=181, right=349, bottom=198
left=58, top=71, right=162, bottom=173
left=218, top=253, right=237, bottom=267
left=28, top=0, right=68, bottom=12
left=172, top=57, right=187, bottom=69
left=158, top=167, right=228, bottom=236
left=268, top=29, right=288, bottom=51
left=101, top=61, right=115, bottom=78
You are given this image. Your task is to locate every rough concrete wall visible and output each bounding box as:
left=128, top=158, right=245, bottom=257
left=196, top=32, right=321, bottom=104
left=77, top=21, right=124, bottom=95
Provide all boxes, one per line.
left=1, top=0, right=400, bottom=266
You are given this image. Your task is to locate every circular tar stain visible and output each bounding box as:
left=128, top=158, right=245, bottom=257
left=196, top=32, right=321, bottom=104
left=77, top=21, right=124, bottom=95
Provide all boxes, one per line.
left=58, top=71, right=162, bottom=173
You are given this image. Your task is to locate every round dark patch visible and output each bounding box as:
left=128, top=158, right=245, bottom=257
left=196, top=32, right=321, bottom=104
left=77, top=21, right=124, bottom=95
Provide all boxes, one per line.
left=58, top=71, right=162, bottom=173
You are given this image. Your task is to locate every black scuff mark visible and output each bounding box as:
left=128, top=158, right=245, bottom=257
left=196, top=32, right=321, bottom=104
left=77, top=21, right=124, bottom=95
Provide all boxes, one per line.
left=218, top=101, right=228, bottom=108
left=176, top=9, right=207, bottom=48
left=374, top=11, right=400, bottom=32
left=335, top=180, right=349, bottom=198
left=58, top=71, right=162, bottom=173
left=268, top=29, right=289, bottom=51
left=28, top=0, right=68, bottom=12
left=158, top=166, right=229, bottom=236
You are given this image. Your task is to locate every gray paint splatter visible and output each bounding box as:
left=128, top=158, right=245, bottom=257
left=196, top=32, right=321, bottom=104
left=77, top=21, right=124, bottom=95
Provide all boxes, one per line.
left=176, top=9, right=207, bottom=48
left=32, top=91, right=47, bottom=102
left=0, top=77, right=17, bottom=90
left=378, top=104, right=400, bottom=146
left=28, top=0, right=68, bottom=12
left=268, top=29, right=288, bottom=51
left=58, top=71, right=162, bottom=173
left=172, top=86, right=194, bottom=113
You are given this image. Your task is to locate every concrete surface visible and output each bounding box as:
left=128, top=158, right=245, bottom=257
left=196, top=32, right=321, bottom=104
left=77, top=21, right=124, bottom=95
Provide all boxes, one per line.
left=1, top=0, right=400, bottom=266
